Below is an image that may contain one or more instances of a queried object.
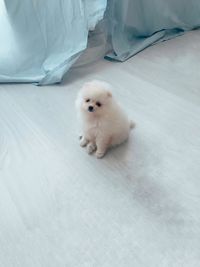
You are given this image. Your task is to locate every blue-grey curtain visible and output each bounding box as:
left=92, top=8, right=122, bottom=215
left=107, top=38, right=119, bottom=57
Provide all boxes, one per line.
left=0, top=0, right=107, bottom=85
left=0, top=0, right=200, bottom=85
left=106, top=0, right=200, bottom=61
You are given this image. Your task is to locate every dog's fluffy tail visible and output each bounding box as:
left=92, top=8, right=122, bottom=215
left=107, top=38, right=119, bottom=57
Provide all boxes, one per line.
left=130, top=120, right=136, bottom=130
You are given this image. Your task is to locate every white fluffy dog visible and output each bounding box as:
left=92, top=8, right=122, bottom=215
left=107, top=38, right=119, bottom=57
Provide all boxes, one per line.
left=76, top=80, right=135, bottom=158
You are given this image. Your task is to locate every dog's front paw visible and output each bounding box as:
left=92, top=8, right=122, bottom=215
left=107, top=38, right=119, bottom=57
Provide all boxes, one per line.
left=95, top=151, right=105, bottom=159
left=86, top=143, right=96, bottom=154
left=80, top=137, right=88, bottom=147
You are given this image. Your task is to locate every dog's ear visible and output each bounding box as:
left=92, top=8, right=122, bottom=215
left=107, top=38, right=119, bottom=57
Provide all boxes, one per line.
left=82, top=82, right=90, bottom=89
left=107, top=91, right=112, bottom=97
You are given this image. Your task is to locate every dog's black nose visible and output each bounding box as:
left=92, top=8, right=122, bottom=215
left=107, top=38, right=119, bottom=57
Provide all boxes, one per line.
left=88, top=106, right=94, bottom=112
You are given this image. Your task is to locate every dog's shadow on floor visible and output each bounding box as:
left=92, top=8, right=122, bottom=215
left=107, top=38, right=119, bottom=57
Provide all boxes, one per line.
left=101, top=131, right=186, bottom=230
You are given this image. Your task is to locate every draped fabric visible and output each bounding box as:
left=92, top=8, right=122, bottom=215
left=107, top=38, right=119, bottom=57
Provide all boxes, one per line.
left=0, top=0, right=200, bottom=84
left=106, top=0, right=200, bottom=61
left=0, top=0, right=106, bottom=85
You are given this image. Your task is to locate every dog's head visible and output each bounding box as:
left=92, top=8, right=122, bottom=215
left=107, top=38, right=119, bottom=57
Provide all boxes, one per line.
left=76, top=80, right=113, bottom=117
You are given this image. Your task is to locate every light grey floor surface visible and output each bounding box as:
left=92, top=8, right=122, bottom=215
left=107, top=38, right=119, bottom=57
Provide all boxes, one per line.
left=0, top=31, right=200, bottom=267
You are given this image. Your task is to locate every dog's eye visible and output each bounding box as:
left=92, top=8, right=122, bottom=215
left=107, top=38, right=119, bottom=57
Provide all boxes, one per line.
left=85, top=99, right=90, bottom=103
left=96, top=102, right=101, bottom=107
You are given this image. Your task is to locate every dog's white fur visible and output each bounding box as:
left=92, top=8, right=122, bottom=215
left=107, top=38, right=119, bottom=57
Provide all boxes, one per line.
left=76, top=80, right=135, bottom=158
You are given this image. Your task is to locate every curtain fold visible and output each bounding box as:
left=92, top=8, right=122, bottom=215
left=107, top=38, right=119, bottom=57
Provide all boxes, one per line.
left=106, top=0, right=200, bottom=61
left=0, top=0, right=107, bottom=85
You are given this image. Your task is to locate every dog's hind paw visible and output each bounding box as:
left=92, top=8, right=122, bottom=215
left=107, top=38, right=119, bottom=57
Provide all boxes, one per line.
left=95, top=151, right=105, bottom=159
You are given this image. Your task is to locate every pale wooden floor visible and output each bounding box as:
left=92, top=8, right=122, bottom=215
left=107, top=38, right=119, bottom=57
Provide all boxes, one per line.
left=0, top=30, right=200, bottom=267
